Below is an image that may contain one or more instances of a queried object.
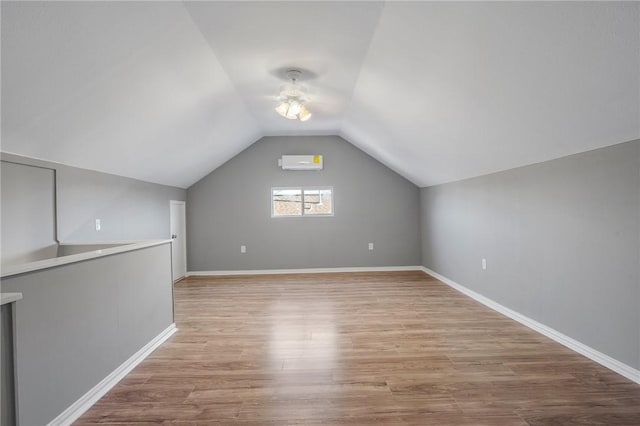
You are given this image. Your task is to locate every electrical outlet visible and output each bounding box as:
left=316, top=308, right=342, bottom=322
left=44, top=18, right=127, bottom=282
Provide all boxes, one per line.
left=240, top=245, right=246, bottom=254
left=95, top=219, right=101, bottom=231
left=482, top=258, right=487, bottom=270
left=368, top=242, right=374, bottom=251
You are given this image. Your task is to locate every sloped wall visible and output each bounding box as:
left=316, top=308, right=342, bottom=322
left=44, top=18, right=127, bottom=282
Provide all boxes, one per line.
left=187, top=135, right=420, bottom=271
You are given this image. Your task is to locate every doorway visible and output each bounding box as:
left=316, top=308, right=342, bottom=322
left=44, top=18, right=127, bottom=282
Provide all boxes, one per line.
left=170, top=200, right=186, bottom=281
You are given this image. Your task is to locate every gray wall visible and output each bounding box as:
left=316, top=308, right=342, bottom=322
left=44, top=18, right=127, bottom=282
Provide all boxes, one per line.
left=0, top=161, right=57, bottom=265
left=420, top=139, right=640, bottom=370
left=57, top=243, right=133, bottom=257
left=1, top=154, right=186, bottom=254
left=55, top=163, right=185, bottom=242
left=187, top=135, right=421, bottom=271
left=1, top=243, right=174, bottom=426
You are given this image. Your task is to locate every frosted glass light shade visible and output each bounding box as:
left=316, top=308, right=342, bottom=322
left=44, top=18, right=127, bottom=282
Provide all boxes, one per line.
left=275, top=98, right=311, bottom=121
left=275, top=102, right=289, bottom=117
left=298, top=105, right=311, bottom=121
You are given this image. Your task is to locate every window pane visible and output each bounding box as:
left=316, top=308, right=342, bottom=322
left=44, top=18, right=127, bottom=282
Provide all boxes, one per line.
left=304, top=188, right=333, bottom=215
left=272, top=189, right=302, bottom=216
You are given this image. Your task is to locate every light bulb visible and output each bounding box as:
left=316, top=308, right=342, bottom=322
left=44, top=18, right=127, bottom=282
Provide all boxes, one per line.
left=287, top=100, right=301, bottom=118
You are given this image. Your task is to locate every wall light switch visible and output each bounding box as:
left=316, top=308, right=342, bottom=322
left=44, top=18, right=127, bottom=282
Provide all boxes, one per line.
left=95, top=219, right=101, bottom=231
left=368, top=242, right=374, bottom=251
left=482, top=258, right=487, bottom=270
left=240, top=245, right=246, bottom=254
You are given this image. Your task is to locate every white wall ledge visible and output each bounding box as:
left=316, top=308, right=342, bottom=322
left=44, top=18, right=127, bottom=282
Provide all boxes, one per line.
left=0, top=292, right=23, bottom=305
left=1, top=239, right=172, bottom=278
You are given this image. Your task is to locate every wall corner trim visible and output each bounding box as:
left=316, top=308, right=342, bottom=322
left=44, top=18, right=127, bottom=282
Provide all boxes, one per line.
left=47, top=323, right=178, bottom=426
left=187, top=266, right=423, bottom=276
left=419, top=267, right=640, bottom=385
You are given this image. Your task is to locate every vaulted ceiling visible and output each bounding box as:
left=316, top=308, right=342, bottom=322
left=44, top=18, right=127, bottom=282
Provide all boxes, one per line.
left=2, top=1, right=638, bottom=188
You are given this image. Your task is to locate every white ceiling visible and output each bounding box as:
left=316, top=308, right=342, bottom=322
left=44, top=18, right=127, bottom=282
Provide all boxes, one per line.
left=2, top=1, right=638, bottom=188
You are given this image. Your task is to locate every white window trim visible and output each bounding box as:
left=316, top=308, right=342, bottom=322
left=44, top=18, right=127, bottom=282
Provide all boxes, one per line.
left=271, top=186, right=335, bottom=218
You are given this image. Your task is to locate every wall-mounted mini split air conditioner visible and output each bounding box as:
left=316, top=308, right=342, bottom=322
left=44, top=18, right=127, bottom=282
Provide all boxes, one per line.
left=278, top=155, right=323, bottom=171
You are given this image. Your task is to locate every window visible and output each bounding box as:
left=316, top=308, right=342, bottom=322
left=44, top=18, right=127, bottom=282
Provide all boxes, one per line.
left=272, top=187, right=333, bottom=217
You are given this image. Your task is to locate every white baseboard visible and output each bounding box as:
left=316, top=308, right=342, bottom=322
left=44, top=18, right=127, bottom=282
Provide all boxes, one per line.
left=420, top=267, right=640, bottom=384
left=47, top=323, right=178, bottom=426
left=187, top=265, right=423, bottom=276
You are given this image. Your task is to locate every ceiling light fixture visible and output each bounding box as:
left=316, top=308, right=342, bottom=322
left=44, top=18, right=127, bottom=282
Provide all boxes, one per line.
left=275, top=69, right=312, bottom=122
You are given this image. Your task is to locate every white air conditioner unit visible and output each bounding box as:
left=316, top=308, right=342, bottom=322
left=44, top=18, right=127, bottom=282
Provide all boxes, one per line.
left=278, top=155, right=323, bottom=171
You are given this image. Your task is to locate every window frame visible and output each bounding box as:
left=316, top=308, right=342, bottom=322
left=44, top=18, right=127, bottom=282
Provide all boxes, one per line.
left=271, top=186, right=334, bottom=218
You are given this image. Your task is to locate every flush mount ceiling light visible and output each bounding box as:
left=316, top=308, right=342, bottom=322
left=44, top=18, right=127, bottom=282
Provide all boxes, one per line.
left=275, top=69, right=312, bottom=122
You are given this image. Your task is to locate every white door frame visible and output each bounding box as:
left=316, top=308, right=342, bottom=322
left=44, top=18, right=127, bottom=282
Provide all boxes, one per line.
left=169, top=200, right=187, bottom=281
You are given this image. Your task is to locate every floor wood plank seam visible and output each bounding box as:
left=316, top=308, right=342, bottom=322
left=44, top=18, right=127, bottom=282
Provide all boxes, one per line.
left=75, top=272, right=640, bottom=425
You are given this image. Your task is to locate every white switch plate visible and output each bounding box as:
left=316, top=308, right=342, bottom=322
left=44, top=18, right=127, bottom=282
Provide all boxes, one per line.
left=482, top=258, right=487, bottom=270
left=95, top=219, right=101, bottom=231
left=240, top=245, right=246, bottom=254
left=368, top=242, right=374, bottom=251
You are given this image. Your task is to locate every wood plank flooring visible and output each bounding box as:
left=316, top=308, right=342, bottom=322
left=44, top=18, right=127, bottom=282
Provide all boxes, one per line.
left=75, top=271, right=640, bottom=425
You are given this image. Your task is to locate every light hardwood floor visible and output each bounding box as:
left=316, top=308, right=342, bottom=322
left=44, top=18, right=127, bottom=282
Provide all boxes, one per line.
left=75, top=271, right=640, bottom=425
